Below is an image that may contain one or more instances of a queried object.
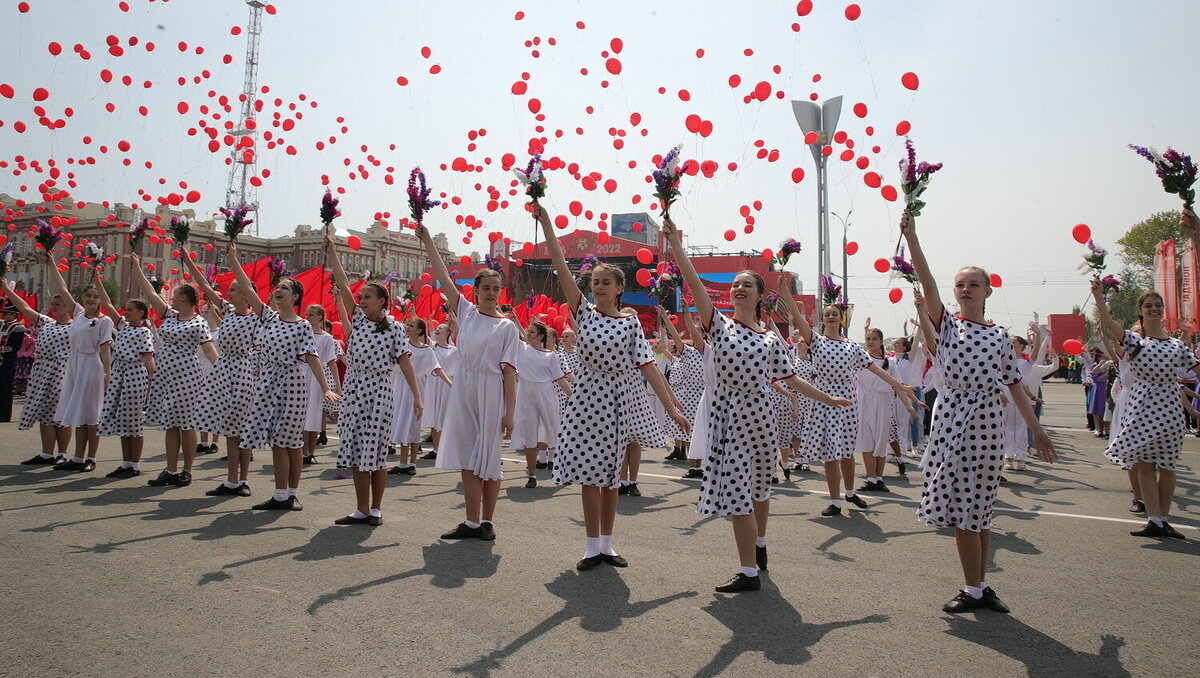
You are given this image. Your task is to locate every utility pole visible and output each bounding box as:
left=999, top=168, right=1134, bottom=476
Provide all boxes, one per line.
left=225, top=0, right=266, bottom=235
left=790, top=97, right=843, bottom=292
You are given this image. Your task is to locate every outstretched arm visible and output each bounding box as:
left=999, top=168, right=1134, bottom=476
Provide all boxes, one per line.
left=325, top=233, right=356, bottom=327
left=777, top=275, right=814, bottom=343
left=226, top=242, right=263, bottom=315
left=44, top=253, right=77, bottom=309
left=93, top=271, right=121, bottom=321
left=181, top=243, right=223, bottom=308
left=661, top=216, right=713, bottom=328
left=1090, top=277, right=1123, bottom=345
left=0, top=277, right=42, bottom=324
left=658, top=306, right=686, bottom=355
left=532, top=204, right=583, bottom=311
left=128, top=254, right=168, bottom=316
left=900, top=209, right=943, bottom=323
left=414, top=223, right=460, bottom=312
left=680, top=302, right=705, bottom=353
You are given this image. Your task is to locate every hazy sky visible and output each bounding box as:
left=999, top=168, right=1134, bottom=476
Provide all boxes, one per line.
left=3, top=0, right=1198, bottom=335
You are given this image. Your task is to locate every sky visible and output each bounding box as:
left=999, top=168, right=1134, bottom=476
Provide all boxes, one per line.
left=3, top=0, right=1198, bottom=335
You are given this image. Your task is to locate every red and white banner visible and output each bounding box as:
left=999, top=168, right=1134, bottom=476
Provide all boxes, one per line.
left=1155, top=238, right=1180, bottom=332
left=1181, top=238, right=1199, bottom=333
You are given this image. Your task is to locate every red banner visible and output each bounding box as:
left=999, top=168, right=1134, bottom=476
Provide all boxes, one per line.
left=1155, top=239, right=1180, bottom=332
left=1181, top=238, right=1198, bottom=333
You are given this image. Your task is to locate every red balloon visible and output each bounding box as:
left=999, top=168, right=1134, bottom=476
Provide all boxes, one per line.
left=185, top=190, right=201, bottom=203
left=762, top=248, right=774, bottom=261
left=1062, top=339, right=1084, bottom=356
left=636, top=248, right=653, bottom=265
left=863, top=172, right=881, bottom=189
left=989, top=273, right=1003, bottom=288
left=796, top=0, right=813, bottom=16
left=598, top=231, right=610, bottom=244
left=635, top=268, right=652, bottom=286
left=0, top=83, right=12, bottom=98
left=888, top=287, right=903, bottom=304
left=880, top=185, right=898, bottom=202
left=32, top=87, right=49, bottom=102
left=896, top=120, right=911, bottom=135
left=901, top=72, right=920, bottom=90
left=47, top=41, right=62, bottom=56
left=685, top=114, right=702, bottom=133
left=724, top=229, right=736, bottom=242
left=459, top=255, right=472, bottom=266
left=874, top=258, right=890, bottom=273
left=605, top=58, right=622, bottom=75
left=852, top=102, right=868, bottom=118
left=845, top=241, right=859, bottom=255
left=1071, top=223, right=1091, bottom=244
left=347, top=235, right=362, bottom=251
left=790, top=167, right=805, bottom=183
left=844, top=4, right=862, bottom=20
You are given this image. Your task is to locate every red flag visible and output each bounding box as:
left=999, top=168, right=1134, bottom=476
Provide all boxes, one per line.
left=1155, top=239, right=1180, bottom=332
left=1180, top=238, right=1199, bottom=333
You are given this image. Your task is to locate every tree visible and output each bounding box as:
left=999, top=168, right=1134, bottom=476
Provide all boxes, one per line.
left=1116, top=210, right=1184, bottom=284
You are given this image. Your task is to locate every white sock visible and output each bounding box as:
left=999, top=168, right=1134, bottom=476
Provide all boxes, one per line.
left=223, top=481, right=240, bottom=489
left=71, top=456, right=85, bottom=464
left=481, top=519, right=493, bottom=525
left=845, top=490, right=856, bottom=497
left=121, top=461, right=132, bottom=468
left=274, top=489, right=289, bottom=501
left=349, top=510, right=367, bottom=519
left=39, top=452, right=54, bottom=459
left=979, top=580, right=989, bottom=591
left=1149, top=516, right=1165, bottom=526
left=287, top=487, right=298, bottom=498
left=756, top=536, right=766, bottom=548
left=165, top=469, right=179, bottom=476
left=619, top=480, right=631, bottom=486
left=740, top=566, right=759, bottom=577
left=369, top=508, right=382, bottom=518
left=131, top=462, right=141, bottom=470
left=465, top=520, right=481, bottom=529
left=584, top=537, right=600, bottom=558
left=599, top=534, right=616, bottom=556
left=965, top=585, right=984, bottom=599
left=831, top=499, right=843, bottom=508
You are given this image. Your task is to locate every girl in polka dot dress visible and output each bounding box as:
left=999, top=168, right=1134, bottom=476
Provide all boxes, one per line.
left=95, top=279, right=155, bottom=477
left=225, top=243, right=339, bottom=511
left=900, top=209, right=1056, bottom=614
left=664, top=217, right=850, bottom=593
left=181, top=244, right=262, bottom=496
left=418, top=223, right=520, bottom=542
left=534, top=204, right=687, bottom=570
left=1092, top=278, right=1200, bottom=540
left=130, top=254, right=219, bottom=488
left=3, top=276, right=74, bottom=464
left=789, top=333, right=816, bottom=473
left=326, top=235, right=421, bottom=526
left=389, top=318, right=447, bottom=475
left=658, top=307, right=705, bottom=465
left=513, top=320, right=572, bottom=488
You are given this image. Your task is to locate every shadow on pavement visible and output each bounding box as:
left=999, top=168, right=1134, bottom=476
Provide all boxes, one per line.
left=944, top=614, right=1129, bottom=677
left=451, top=567, right=697, bottom=677
left=64, top=507, right=298, bottom=554
left=199, top=524, right=401, bottom=586
left=809, top=511, right=926, bottom=562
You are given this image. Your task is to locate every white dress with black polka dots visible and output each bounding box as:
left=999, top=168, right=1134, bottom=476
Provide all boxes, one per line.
left=239, top=307, right=318, bottom=450
left=800, top=335, right=871, bottom=462
left=512, top=344, right=566, bottom=450
left=99, top=320, right=155, bottom=437
left=1105, top=330, right=1197, bottom=471
left=696, top=312, right=794, bottom=516
left=553, top=301, right=659, bottom=488
left=917, top=310, right=1021, bottom=532
left=422, top=344, right=457, bottom=429
left=195, top=301, right=260, bottom=438
left=557, top=349, right=581, bottom=413
left=337, top=309, right=409, bottom=472
left=18, top=315, right=72, bottom=430
left=304, top=332, right=339, bottom=432
left=435, top=296, right=521, bottom=481
left=791, top=356, right=816, bottom=445
left=146, top=309, right=212, bottom=430
left=391, top=343, right=439, bottom=445
left=664, top=345, right=704, bottom=440
left=55, top=304, right=114, bottom=427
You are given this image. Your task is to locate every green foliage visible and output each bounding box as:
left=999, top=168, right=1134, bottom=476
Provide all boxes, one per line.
left=1116, top=210, right=1184, bottom=277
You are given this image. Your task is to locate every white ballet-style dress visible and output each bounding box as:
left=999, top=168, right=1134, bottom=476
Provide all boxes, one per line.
left=195, top=302, right=259, bottom=438
left=891, top=353, right=921, bottom=453
left=687, top=346, right=717, bottom=461
left=146, top=309, right=212, bottom=430
left=54, top=304, right=114, bottom=427
left=435, top=296, right=521, bottom=481
left=304, top=332, right=340, bottom=433
left=799, top=334, right=871, bottom=463
left=391, top=343, right=439, bottom=445
left=1104, top=330, right=1198, bottom=471
left=511, top=343, right=567, bottom=451
left=1107, top=359, right=1134, bottom=443
left=553, top=301, right=658, bottom=488
left=664, top=345, right=704, bottom=441
left=239, top=307, right=318, bottom=451
left=422, top=343, right=458, bottom=429
left=696, top=311, right=795, bottom=516
left=1001, top=352, right=1034, bottom=461
left=336, top=309, right=409, bottom=472
left=855, top=356, right=897, bottom=457
left=99, top=320, right=155, bottom=437
left=917, top=311, right=1022, bottom=532
left=18, top=314, right=72, bottom=430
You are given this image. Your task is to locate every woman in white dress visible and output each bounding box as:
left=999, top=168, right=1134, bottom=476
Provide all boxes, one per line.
left=3, top=275, right=74, bottom=464
left=421, top=322, right=458, bottom=460
left=664, top=216, right=850, bottom=592
left=856, top=324, right=917, bottom=493
left=901, top=209, right=1056, bottom=613
left=417, top=224, right=520, bottom=541
left=302, top=304, right=342, bottom=465
left=389, top=318, right=448, bottom=475
left=513, top=320, right=573, bottom=488
left=95, top=280, right=155, bottom=477
left=43, top=263, right=113, bottom=472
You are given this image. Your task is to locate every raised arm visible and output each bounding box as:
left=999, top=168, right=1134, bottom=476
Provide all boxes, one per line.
left=658, top=306, right=686, bottom=355
left=661, top=216, right=713, bottom=327
left=0, top=277, right=42, bottom=324
left=93, top=271, right=121, bottom=321
left=679, top=301, right=705, bottom=354
left=44, top=254, right=77, bottom=309
left=414, top=223, right=460, bottom=311
left=324, top=233, right=356, bottom=325
left=1090, top=277, right=1123, bottom=345
left=900, top=209, right=943, bottom=323
left=180, top=243, right=223, bottom=308
left=128, top=253, right=168, bottom=316
left=225, top=242, right=263, bottom=315
left=777, top=275, right=813, bottom=343
left=532, top=204, right=583, bottom=311
left=914, top=291, right=938, bottom=354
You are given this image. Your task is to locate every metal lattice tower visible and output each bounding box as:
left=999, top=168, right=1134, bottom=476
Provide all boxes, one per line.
left=224, top=0, right=266, bottom=234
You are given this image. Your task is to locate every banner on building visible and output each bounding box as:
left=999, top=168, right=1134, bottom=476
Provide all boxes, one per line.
left=1154, top=238, right=1179, bottom=332
left=1180, top=238, right=1198, bottom=333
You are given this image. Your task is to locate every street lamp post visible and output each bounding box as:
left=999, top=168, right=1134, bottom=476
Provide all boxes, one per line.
left=790, top=97, right=843, bottom=292
left=832, top=210, right=852, bottom=301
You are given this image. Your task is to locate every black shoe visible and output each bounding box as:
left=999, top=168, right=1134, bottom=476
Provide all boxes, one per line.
left=479, top=522, right=496, bottom=541
left=237, top=483, right=251, bottom=497
left=368, top=514, right=383, bottom=526
left=981, top=587, right=1011, bottom=613
left=422, top=432, right=433, bottom=443
left=206, top=483, right=243, bottom=496
left=535, top=462, right=548, bottom=470
left=576, top=554, right=605, bottom=571
left=821, top=504, right=842, bottom=517
left=857, top=481, right=878, bottom=493
left=317, top=431, right=328, bottom=447
left=874, top=481, right=890, bottom=493
left=20, top=454, right=57, bottom=465
left=769, top=475, right=779, bottom=485
left=603, top=553, right=629, bottom=567
left=79, top=459, right=96, bottom=473
left=756, top=546, right=768, bottom=571
left=125, top=468, right=142, bottom=477
left=219, top=455, right=228, bottom=461
left=54, top=459, right=82, bottom=471
left=525, top=476, right=537, bottom=488
left=625, top=483, right=641, bottom=497
left=421, top=450, right=437, bottom=460
left=798, top=462, right=811, bottom=472
left=303, top=454, right=318, bottom=465
left=682, top=468, right=704, bottom=479
left=105, top=466, right=128, bottom=478
left=175, top=470, right=192, bottom=487
left=1162, top=522, right=1186, bottom=539
left=387, top=465, right=407, bottom=475
left=1130, top=521, right=1167, bottom=538
left=286, top=496, right=302, bottom=511
left=195, top=444, right=208, bottom=456
left=147, top=470, right=179, bottom=487
left=441, top=522, right=482, bottom=540
left=943, top=591, right=985, bottom=613
left=715, top=573, right=760, bottom=593
left=617, top=484, right=630, bottom=496
left=782, top=466, right=791, bottom=481
left=1129, top=499, right=1145, bottom=514
left=845, top=493, right=868, bottom=509
left=334, top=514, right=371, bottom=525
left=402, top=465, right=417, bottom=476
left=252, top=497, right=293, bottom=511
left=897, top=461, right=908, bottom=475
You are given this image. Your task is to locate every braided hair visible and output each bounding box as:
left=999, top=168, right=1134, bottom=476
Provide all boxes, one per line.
left=866, top=327, right=889, bottom=370
left=361, top=282, right=392, bottom=333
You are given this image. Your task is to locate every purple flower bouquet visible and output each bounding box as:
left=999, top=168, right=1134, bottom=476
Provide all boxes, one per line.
left=891, top=246, right=919, bottom=287
left=1100, top=274, right=1121, bottom=295
left=219, top=205, right=254, bottom=241
left=1130, top=145, right=1196, bottom=209
left=267, top=255, right=292, bottom=288
left=773, top=238, right=802, bottom=268
left=0, top=241, right=14, bottom=277
left=820, top=274, right=847, bottom=310
left=320, top=189, right=340, bottom=226
left=34, top=220, right=65, bottom=253
left=513, top=155, right=547, bottom=204
left=652, top=145, right=690, bottom=218
left=648, top=262, right=682, bottom=305
left=899, top=138, right=943, bottom=217
left=129, top=217, right=151, bottom=253
left=168, top=216, right=191, bottom=245
left=1080, top=239, right=1106, bottom=275
left=407, top=168, right=442, bottom=225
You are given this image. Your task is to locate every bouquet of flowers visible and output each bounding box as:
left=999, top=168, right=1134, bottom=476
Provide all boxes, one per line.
left=1080, top=239, right=1106, bottom=275
left=407, top=168, right=442, bottom=224
left=891, top=246, right=919, bottom=287
left=820, top=274, right=847, bottom=310
left=525, top=290, right=537, bottom=309
left=86, top=242, right=105, bottom=271
left=575, top=253, right=601, bottom=284
left=513, top=154, right=547, bottom=204
left=1129, top=145, right=1196, bottom=209
left=898, top=137, right=943, bottom=217
left=773, top=238, right=802, bottom=268
left=499, top=304, right=514, bottom=314
left=267, top=256, right=292, bottom=288
left=484, top=254, right=503, bottom=272
left=1100, top=274, right=1121, bottom=295
left=762, top=292, right=781, bottom=317
left=218, top=205, right=254, bottom=241
left=652, top=144, right=690, bottom=218
left=34, top=220, right=64, bottom=252
left=320, top=189, right=340, bottom=226
left=129, top=217, right=151, bottom=253
left=0, top=241, right=13, bottom=277
left=402, top=287, right=418, bottom=304
left=379, top=271, right=399, bottom=288
left=148, top=274, right=164, bottom=295
left=168, top=216, right=191, bottom=245
left=648, top=262, right=681, bottom=305
left=203, top=263, right=218, bottom=285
